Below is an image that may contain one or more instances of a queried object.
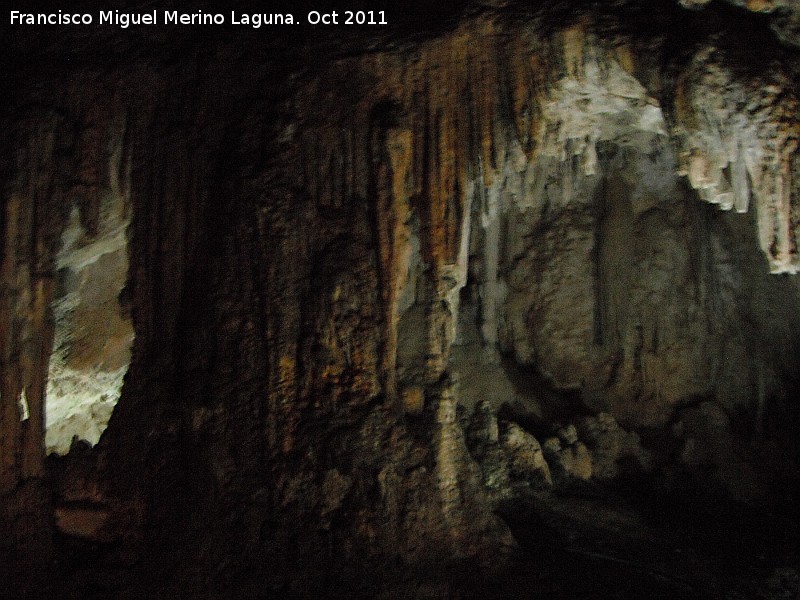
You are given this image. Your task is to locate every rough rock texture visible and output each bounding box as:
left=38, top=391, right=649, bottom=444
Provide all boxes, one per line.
left=578, top=413, right=652, bottom=480
left=679, top=0, right=800, bottom=48
left=543, top=435, right=595, bottom=482
left=45, top=142, right=133, bottom=455
left=502, top=423, right=553, bottom=485
left=673, top=43, right=800, bottom=273
left=465, top=403, right=554, bottom=495
left=2, top=0, right=800, bottom=597
left=468, top=408, right=652, bottom=494
left=0, top=85, right=132, bottom=589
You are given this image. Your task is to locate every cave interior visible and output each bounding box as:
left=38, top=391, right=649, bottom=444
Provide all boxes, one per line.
left=3, top=0, right=800, bottom=598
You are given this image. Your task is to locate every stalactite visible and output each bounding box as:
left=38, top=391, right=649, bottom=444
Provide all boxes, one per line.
left=5, top=5, right=800, bottom=595
left=673, top=46, right=800, bottom=273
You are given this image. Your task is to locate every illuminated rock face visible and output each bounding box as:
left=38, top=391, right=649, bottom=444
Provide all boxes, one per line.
left=289, top=15, right=800, bottom=429
left=46, top=193, right=133, bottom=454
left=673, top=45, right=800, bottom=274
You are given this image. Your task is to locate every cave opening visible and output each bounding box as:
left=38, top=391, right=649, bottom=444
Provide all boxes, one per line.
left=45, top=156, right=134, bottom=455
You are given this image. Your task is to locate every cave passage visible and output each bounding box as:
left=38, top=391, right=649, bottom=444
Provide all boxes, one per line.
left=43, top=131, right=134, bottom=456
left=45, top=204, right=133, bottom=455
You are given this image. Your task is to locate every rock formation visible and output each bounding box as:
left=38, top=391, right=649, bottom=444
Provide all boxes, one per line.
left=2, top=0, right=799, bottom=597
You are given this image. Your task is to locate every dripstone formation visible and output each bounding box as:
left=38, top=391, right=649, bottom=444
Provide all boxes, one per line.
left=2, top=1, right=799, bottom=598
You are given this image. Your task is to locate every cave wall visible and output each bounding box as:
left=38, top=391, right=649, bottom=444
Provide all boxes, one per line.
left=2, top=1, right=800, bottom=596
left=0, top=80, right=129, bottom=588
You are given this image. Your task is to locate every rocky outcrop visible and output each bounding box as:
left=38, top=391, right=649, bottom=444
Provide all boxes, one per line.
left=467, top=405, right=651, bottom=497
left=577, top=414, right=653, bottom=480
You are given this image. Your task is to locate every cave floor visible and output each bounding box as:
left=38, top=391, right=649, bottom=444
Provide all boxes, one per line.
left=49, top=479, right=800, bottom=600
left=461, top=481, right=800, bottom=600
